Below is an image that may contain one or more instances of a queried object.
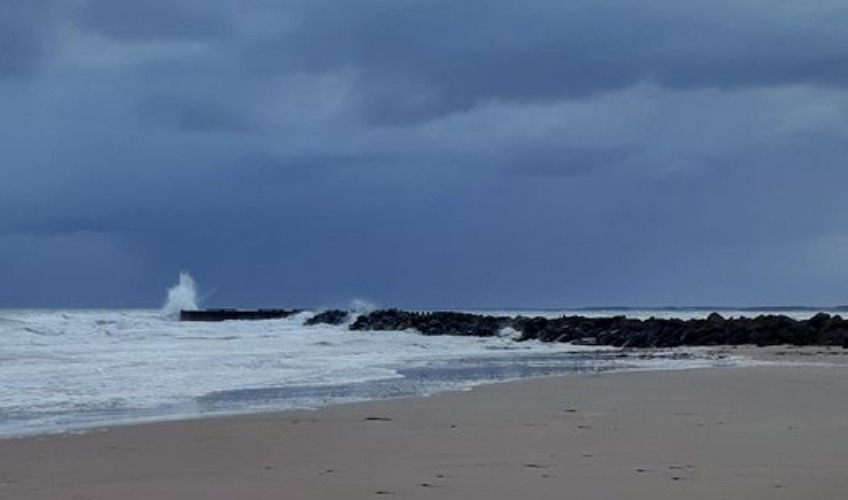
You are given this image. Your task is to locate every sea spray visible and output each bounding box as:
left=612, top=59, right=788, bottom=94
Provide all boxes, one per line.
left=162, top=272, right=200, bottom=318
left=350, top=298, right=377, bottom=314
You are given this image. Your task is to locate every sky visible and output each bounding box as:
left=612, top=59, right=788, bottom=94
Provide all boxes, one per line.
left=2, top=0, right=848, bottom=309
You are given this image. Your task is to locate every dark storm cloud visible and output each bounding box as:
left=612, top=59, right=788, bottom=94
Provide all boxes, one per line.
left=0, top=21, right=40, bottom=78
left=76, top=0, right=235, bottom=41
left=2, top=0, right=848, bottom=307
left=0, top=0, right=64, bottom=79
left=505, top=147, right=634, bottom=178
left=252, top=0, right=848, bottom=123
left=134, top=93, right=254, bottom=133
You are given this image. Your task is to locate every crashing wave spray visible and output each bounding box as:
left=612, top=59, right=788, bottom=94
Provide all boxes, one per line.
left=162, top=272, right=200, bottom=319
left=349, top=298, right=377, bottom=314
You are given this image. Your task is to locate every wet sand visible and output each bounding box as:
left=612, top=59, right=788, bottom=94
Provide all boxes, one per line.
left=2, top=348, right=847, bottom=499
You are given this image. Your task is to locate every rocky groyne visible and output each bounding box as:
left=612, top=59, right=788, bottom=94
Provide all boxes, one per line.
left=334, top=309, right=848, bottom=348
left=180, top=308, right=848, bottom=348
left=180, top=309, right=300, bottom=322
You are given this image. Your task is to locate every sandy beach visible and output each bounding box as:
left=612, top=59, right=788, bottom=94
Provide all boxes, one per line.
left=2, top=347, right=847, bottom=500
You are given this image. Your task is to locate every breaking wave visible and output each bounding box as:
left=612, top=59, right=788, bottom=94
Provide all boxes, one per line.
left=161, top=272, right=199, bottom=319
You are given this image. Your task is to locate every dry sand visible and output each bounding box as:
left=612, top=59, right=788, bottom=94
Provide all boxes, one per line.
left=2, top=348, right=848, bottom=499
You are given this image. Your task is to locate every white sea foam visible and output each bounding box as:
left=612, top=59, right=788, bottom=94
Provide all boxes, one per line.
left=0, top=306, right=824, bottom=438
left=0, top=309, right=588, bottom=436
left=498, top=326, right=522, bottom=340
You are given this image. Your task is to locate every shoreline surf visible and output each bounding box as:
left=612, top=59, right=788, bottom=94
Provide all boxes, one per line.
left=2, top=356, right=846, bottom=499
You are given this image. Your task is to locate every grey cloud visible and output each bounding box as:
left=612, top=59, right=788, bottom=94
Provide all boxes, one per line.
left=249, top=0, right=848, bottom=123
left=246, top=153, right=397, bottom=185
left=0, top=22, right=41, bottom=78
left=134, top=93, right=254, bottom=133
left=76, top=0, right=235, bottom=41
left=2, top=0, right=848, bottom=307
left=505, top=147, right=634, bottom=178
left=0, top=232, right=154, bottom=308
left=0, top=0, right=64, bottom=79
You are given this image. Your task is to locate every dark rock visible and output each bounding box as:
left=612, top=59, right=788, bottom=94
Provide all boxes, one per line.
left=305, top=310, right=350, bottom=326
left=351, top=310, right=511, bottom=337
left=706, top=312, right=725, bottom=323
left=180, top=309, right=300, bottom=322
left=347, top=309, right=848, bottom=349
left=187, top=306, right=848, bottom=349
left=818, top=327, right=848, bottom=347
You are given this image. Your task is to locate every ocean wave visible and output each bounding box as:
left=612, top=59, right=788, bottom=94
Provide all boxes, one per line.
left=0, top=307, right=757, bottom=438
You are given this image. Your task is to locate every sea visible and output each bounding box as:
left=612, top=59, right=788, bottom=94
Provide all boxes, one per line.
left=0, top=279, right=835, bottom=438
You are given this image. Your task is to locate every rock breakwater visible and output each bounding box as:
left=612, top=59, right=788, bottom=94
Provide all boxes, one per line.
left=332, top=310, right=848, bottom=348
